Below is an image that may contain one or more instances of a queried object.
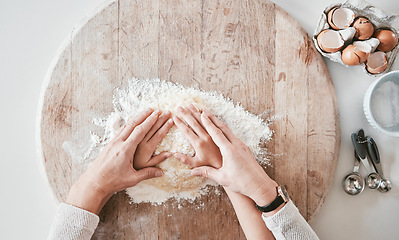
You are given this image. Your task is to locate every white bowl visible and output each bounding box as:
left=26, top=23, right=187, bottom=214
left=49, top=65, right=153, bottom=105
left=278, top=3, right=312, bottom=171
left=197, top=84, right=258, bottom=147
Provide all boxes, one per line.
left=364, top=70, right=399, bottom=137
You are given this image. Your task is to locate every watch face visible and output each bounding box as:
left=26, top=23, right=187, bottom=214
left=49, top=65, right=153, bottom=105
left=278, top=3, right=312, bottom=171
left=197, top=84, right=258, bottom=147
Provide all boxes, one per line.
left=279, top=186, right=290, bottom=202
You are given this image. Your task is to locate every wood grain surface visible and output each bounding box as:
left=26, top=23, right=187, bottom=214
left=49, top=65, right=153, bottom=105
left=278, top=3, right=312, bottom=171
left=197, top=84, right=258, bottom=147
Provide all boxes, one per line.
left=38, top=0, right=340, bottom=239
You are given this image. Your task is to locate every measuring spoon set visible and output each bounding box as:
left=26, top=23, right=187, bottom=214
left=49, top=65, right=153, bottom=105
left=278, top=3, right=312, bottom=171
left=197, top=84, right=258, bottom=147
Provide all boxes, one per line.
left=343, top=129, right=392, bottom=195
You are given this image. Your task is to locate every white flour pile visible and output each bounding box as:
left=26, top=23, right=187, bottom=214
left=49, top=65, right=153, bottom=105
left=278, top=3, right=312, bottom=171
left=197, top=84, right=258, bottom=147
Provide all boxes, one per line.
left=65, top=78, right=272, bottom=204
left=370, top=80, right=399, bottom=130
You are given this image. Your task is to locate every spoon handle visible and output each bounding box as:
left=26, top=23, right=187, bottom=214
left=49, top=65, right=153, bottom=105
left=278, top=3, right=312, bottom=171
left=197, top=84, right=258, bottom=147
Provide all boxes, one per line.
left=353, top=150, right=361, bottom=173
left=351, top=132, right=366, bottom=159
left=367, top=137, right=384, bottom=177
left=352, top=130, right=374, bottom=173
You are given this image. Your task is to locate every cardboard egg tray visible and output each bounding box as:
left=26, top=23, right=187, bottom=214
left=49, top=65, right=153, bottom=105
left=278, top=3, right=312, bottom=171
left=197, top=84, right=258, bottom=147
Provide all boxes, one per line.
left=313, top=0, right=399, bottom=75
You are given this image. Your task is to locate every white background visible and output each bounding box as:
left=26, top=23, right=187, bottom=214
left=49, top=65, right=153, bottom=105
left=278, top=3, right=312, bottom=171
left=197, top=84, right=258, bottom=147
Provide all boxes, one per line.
left=1, top=0, right=398, bottom=239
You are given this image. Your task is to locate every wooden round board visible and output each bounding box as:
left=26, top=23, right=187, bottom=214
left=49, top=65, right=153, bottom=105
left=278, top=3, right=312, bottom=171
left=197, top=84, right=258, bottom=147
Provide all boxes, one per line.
left=38, top=0, right=340, bottom=239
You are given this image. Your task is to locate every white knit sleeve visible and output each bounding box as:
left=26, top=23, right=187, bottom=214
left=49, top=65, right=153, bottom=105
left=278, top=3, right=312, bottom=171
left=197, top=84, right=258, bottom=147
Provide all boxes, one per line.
left=47, top=203, right=99, bottom=240
left=262, top=201, right=319, bottom=240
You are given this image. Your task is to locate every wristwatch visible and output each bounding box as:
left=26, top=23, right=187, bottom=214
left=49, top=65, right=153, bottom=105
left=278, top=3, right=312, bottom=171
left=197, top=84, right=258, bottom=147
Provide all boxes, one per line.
left=256, top=185, right=290, bottom=212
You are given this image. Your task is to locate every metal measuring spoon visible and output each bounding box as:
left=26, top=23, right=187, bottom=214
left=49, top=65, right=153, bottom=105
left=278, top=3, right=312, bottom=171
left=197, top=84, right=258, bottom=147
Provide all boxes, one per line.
left=366, top=137, right=392, bottom=192
left=352, top=130, right=381, bottom=189
left=366, top=172, right=381, bottom=189
left=343, top=151, right=365, bottom=195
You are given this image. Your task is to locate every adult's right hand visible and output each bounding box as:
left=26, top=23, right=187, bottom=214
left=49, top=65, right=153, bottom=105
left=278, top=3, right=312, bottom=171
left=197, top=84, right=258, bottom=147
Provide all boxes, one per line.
left=191, top=109, right=278, bottom=207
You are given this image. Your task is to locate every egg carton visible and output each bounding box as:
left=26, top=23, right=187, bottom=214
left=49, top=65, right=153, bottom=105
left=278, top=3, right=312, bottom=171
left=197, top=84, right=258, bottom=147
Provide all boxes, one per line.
left=313, top=0, right=399, bottom=75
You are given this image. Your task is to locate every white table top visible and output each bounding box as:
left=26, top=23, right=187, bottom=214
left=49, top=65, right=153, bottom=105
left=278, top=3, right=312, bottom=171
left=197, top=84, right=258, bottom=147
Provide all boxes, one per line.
left=1, top=0, right=398, bottom=239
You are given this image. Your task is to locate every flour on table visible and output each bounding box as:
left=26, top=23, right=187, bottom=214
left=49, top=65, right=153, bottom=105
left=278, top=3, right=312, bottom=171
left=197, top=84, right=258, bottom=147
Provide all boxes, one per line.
left=65, top=78, right=272, bottom=204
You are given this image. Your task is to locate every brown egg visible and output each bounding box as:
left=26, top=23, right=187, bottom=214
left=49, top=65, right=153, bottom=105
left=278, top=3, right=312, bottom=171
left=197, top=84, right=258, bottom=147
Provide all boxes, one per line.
left=327, top=7, right=355, bottom=30
left=352, top=17, right=374, bottom=40
left=341, top=45, right=360, bottom=65
left=373, top=29, right=398, bottom=52
left=366, top=52, right=387, bottom=74
left=317, top=29, right=344, bottom=53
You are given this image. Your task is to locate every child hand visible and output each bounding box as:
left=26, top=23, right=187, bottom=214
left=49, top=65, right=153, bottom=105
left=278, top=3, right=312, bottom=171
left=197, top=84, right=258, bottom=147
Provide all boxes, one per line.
left=173, top=105, right=222, bottom=169
left=133, top=111, right=174, bottom=170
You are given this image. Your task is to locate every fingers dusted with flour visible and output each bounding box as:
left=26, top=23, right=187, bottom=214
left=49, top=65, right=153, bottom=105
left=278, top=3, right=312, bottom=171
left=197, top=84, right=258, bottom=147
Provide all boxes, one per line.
left=189, top=109, right=278, bottom=205
left=66, top=109, right=169, bottom=215
left=148, top=118, right=173, bottom=146
left=191, top=166, right=224, bottom=184
left=187, top=104, right=205, bottom=129
left=147, top=152, right=172, bottom=166
left=173, top=152, right=198, bottom=167
left=118, top=108, right=154, bottom=141
left=200, top=111, right=231, bottom=148
left=176, top=107, right=208, bottom=137
left=125, top=110, right=160, bottom=145
left=202, top=109, right=238, bottom=143
left=134, top=111, right=174, bottom=170
left=128, top=167, right=164, bottom=185
left=173, top=106, right=223, bottom=169
left=173, top=115, right=198, bottom=143
left=143, top=111, right=171, bottom=143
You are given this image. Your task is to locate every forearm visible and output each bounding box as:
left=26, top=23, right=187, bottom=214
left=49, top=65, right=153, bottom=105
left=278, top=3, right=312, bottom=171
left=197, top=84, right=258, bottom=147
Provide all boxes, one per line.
left=224, top=188, right=275, bottom=240
left=66, top=173, right=110, bottom=215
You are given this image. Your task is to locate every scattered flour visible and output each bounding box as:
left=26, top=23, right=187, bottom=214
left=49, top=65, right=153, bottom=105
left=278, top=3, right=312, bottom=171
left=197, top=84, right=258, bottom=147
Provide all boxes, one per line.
left=64, top=78, right=273, bottom=205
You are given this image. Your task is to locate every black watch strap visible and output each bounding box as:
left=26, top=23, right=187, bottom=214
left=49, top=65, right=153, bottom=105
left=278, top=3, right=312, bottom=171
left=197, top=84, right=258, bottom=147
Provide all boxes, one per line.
left=255, top=186, right=289, bottom=213
left=256, top=195, right=284, bottom=212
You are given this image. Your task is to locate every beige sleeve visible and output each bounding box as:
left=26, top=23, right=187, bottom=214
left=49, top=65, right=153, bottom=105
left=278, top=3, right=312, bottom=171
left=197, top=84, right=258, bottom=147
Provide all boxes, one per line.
left=47, top=203, right=99, bottom=240
left=261, top=201, right=319, bottom=240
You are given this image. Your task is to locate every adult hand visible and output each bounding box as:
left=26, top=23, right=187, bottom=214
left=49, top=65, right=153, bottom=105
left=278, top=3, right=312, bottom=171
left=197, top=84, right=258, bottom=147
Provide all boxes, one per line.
left=190, top=109, right=278, bottom=207
left=66, top=109, right=170, bottom=214
left=173, top=105, right=222, bottom=169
